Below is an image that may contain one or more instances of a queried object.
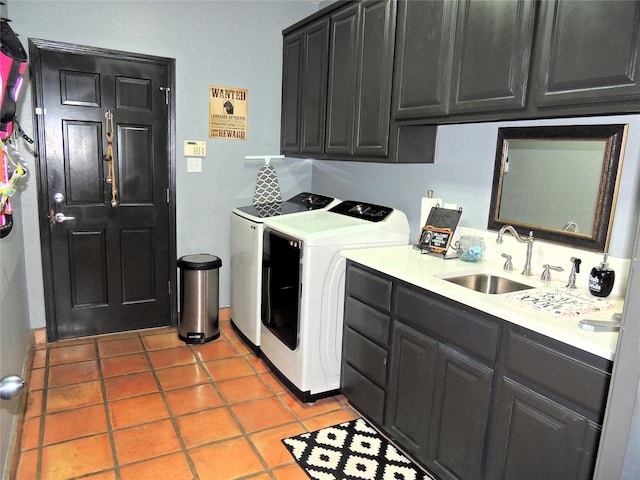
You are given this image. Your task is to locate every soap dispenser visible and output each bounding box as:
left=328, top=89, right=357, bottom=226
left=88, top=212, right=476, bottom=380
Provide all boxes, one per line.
left=589, top=253, right=615, bottom=297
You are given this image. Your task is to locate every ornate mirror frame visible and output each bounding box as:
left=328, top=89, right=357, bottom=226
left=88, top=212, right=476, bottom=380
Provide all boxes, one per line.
left=488, top=124, right=627, bottom=251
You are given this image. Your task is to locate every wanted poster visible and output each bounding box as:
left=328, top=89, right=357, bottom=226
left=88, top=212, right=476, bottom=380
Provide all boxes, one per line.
left=209, top=85, right=248, bottom=140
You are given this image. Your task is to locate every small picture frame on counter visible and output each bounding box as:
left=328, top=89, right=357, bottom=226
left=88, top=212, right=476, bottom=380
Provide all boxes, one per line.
left=415, top=206, right=463, bottom=257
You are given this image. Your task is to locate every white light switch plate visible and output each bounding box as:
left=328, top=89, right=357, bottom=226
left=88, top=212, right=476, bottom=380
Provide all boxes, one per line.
left=187, top=157, right=202, bottom=173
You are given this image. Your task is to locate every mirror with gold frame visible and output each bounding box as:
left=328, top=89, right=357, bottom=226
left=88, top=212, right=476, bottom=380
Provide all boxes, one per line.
left=488, top=124, right=627, bottom=251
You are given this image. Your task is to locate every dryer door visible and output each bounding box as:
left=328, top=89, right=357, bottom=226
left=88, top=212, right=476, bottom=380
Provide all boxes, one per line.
left=262, top=229, right=303, bottom=350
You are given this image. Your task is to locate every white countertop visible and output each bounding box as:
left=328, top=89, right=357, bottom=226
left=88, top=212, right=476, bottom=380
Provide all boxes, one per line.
left=341, top=245, right=623, bottom=361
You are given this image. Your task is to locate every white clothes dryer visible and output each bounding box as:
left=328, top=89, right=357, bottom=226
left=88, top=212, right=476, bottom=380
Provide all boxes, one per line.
left=260, top=200, right=410, bottom=402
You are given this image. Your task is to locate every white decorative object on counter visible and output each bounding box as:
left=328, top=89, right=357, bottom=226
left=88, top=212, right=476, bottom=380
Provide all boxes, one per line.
left=503, top=287, right=616, bottom=318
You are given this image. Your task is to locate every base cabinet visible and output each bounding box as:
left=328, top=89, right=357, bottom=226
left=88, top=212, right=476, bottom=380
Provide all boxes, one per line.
left=486, top=378, right=597, bottom=480
left=427, top=345, right=493, bottom=480
left=386, top=322, right=493, bottom=480
left=386, top=284, right=497, bottom=479
left=341, top=261, right=612, bottom=480
left=340, top=264, right=392, bottom=424
left=385, top=322, right=438, bottom=460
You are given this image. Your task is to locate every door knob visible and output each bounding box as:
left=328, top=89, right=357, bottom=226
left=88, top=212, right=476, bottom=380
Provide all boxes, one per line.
left=54, top=212, right=75, bottom=223
left=0, top=374, right=25, bottom=400
left=51, top=193, right=75, bottom=223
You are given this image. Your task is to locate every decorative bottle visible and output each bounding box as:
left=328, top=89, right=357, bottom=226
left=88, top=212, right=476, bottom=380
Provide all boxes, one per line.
left=588, top=253, right=615, bottom=297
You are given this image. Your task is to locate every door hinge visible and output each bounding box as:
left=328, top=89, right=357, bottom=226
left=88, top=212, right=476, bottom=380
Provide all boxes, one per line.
left=160, top=86, right=171, bottom=105
left=166, top=188, right=170, bottom=203
left=168, top=280, right=171, bottom=295
left=35, top=107, right=44, bottom=115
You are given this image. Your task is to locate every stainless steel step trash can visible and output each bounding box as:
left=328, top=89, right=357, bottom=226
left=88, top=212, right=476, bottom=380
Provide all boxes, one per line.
left=177, top=254, right=222, bottom=344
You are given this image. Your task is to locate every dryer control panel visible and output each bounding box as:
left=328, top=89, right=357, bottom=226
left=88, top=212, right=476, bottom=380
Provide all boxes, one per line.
left=330, top=200, right=393, bottom=222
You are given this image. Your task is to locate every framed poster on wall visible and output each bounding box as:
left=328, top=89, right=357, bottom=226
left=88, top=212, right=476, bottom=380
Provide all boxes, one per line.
left=209, top=85, right=247, bottom=140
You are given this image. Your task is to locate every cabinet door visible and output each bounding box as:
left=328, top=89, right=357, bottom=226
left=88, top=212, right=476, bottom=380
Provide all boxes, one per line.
left=300, top=19, right=329, bottom=154
left=281, top=19, right=329, bottom=155
left=487, top=378, right=588, bottom=480
left=427, top=345, right=493, bottom=480
left=281, top=30, right=303, bottom=153
left=450, top=0, right=536, bottom=114
left=352, top=0, right=394, bottom=157
left=534, top=0, right=640, bottom=107
left=393, top=0, right=457, bottom=119
left=386, top=321, right=438, bottom=461
left=578, top=422, right=601, bottom=480
left=325, top=3, right=359, bottom=155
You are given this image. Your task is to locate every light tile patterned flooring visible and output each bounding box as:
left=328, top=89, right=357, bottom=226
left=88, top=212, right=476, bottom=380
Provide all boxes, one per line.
left=13, top=320, right=359, bottom=479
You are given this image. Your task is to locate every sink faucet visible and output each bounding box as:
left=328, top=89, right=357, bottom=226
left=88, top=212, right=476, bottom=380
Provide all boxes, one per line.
left=496, top=225, right=534, bottom=276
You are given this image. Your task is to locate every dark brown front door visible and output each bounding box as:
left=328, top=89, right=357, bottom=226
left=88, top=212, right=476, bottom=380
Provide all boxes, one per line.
left=30, top=40, right=176, bottom=341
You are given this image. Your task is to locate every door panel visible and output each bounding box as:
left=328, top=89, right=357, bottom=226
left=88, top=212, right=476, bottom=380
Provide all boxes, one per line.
left=64, top=121, right=103, bottom=203
left=31, top=41, right=175, bottom=340
left=119, top=125, right=153, bottom=204
left=121, top=227, right=156, bottom=303
left=69, top=230, right=108, bottom=307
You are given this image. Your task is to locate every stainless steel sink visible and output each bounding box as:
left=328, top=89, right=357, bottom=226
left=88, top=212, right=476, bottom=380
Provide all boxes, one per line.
left=442, top=273, right=534, bottom=294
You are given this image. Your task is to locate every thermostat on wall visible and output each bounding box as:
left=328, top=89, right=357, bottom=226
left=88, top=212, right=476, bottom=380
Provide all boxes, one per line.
left=184, top=140, right=206, bottom=157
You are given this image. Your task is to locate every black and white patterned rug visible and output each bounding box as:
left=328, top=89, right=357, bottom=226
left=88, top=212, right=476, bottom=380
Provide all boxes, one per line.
left=282, top=418, right=436, bottom=480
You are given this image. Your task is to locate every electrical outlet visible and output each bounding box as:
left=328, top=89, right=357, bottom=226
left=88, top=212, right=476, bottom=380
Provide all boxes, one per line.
left=187, top=157, right=202, bottom=173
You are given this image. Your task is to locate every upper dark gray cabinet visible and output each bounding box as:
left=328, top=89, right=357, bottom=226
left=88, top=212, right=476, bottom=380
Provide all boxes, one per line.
left=393, top=0, right=537, bottom=119
left=284, top=0, right=640, bottom=153
left=326, top=0, right=395, bottom=158
left=281, top=18, right=329, bottom=155
left=450, top=0, right=536, bottom=114
left=325, top=4, right=359, bottom=155
left=281, top=31, right=302, bottom=153
left=393, top=0, right=457, bottom=119
left=534, top=0, right=640, bottom=109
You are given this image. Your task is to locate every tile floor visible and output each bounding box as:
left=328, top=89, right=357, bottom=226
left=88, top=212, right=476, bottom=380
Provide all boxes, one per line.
left=12, top=320, right=359, bottom=479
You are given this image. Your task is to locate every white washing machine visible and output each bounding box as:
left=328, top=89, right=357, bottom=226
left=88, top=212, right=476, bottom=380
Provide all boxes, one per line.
left=260, top=200, right=410, bottom=402
left=230, top=192, right=339, bottom=352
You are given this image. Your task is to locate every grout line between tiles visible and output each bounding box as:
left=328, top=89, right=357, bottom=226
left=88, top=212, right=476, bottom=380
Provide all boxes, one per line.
left=142, top=333, right=201, bottom=479
left=96, top=336, right=122, bottom=480
left=33, top=345, right=50, bottom=480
